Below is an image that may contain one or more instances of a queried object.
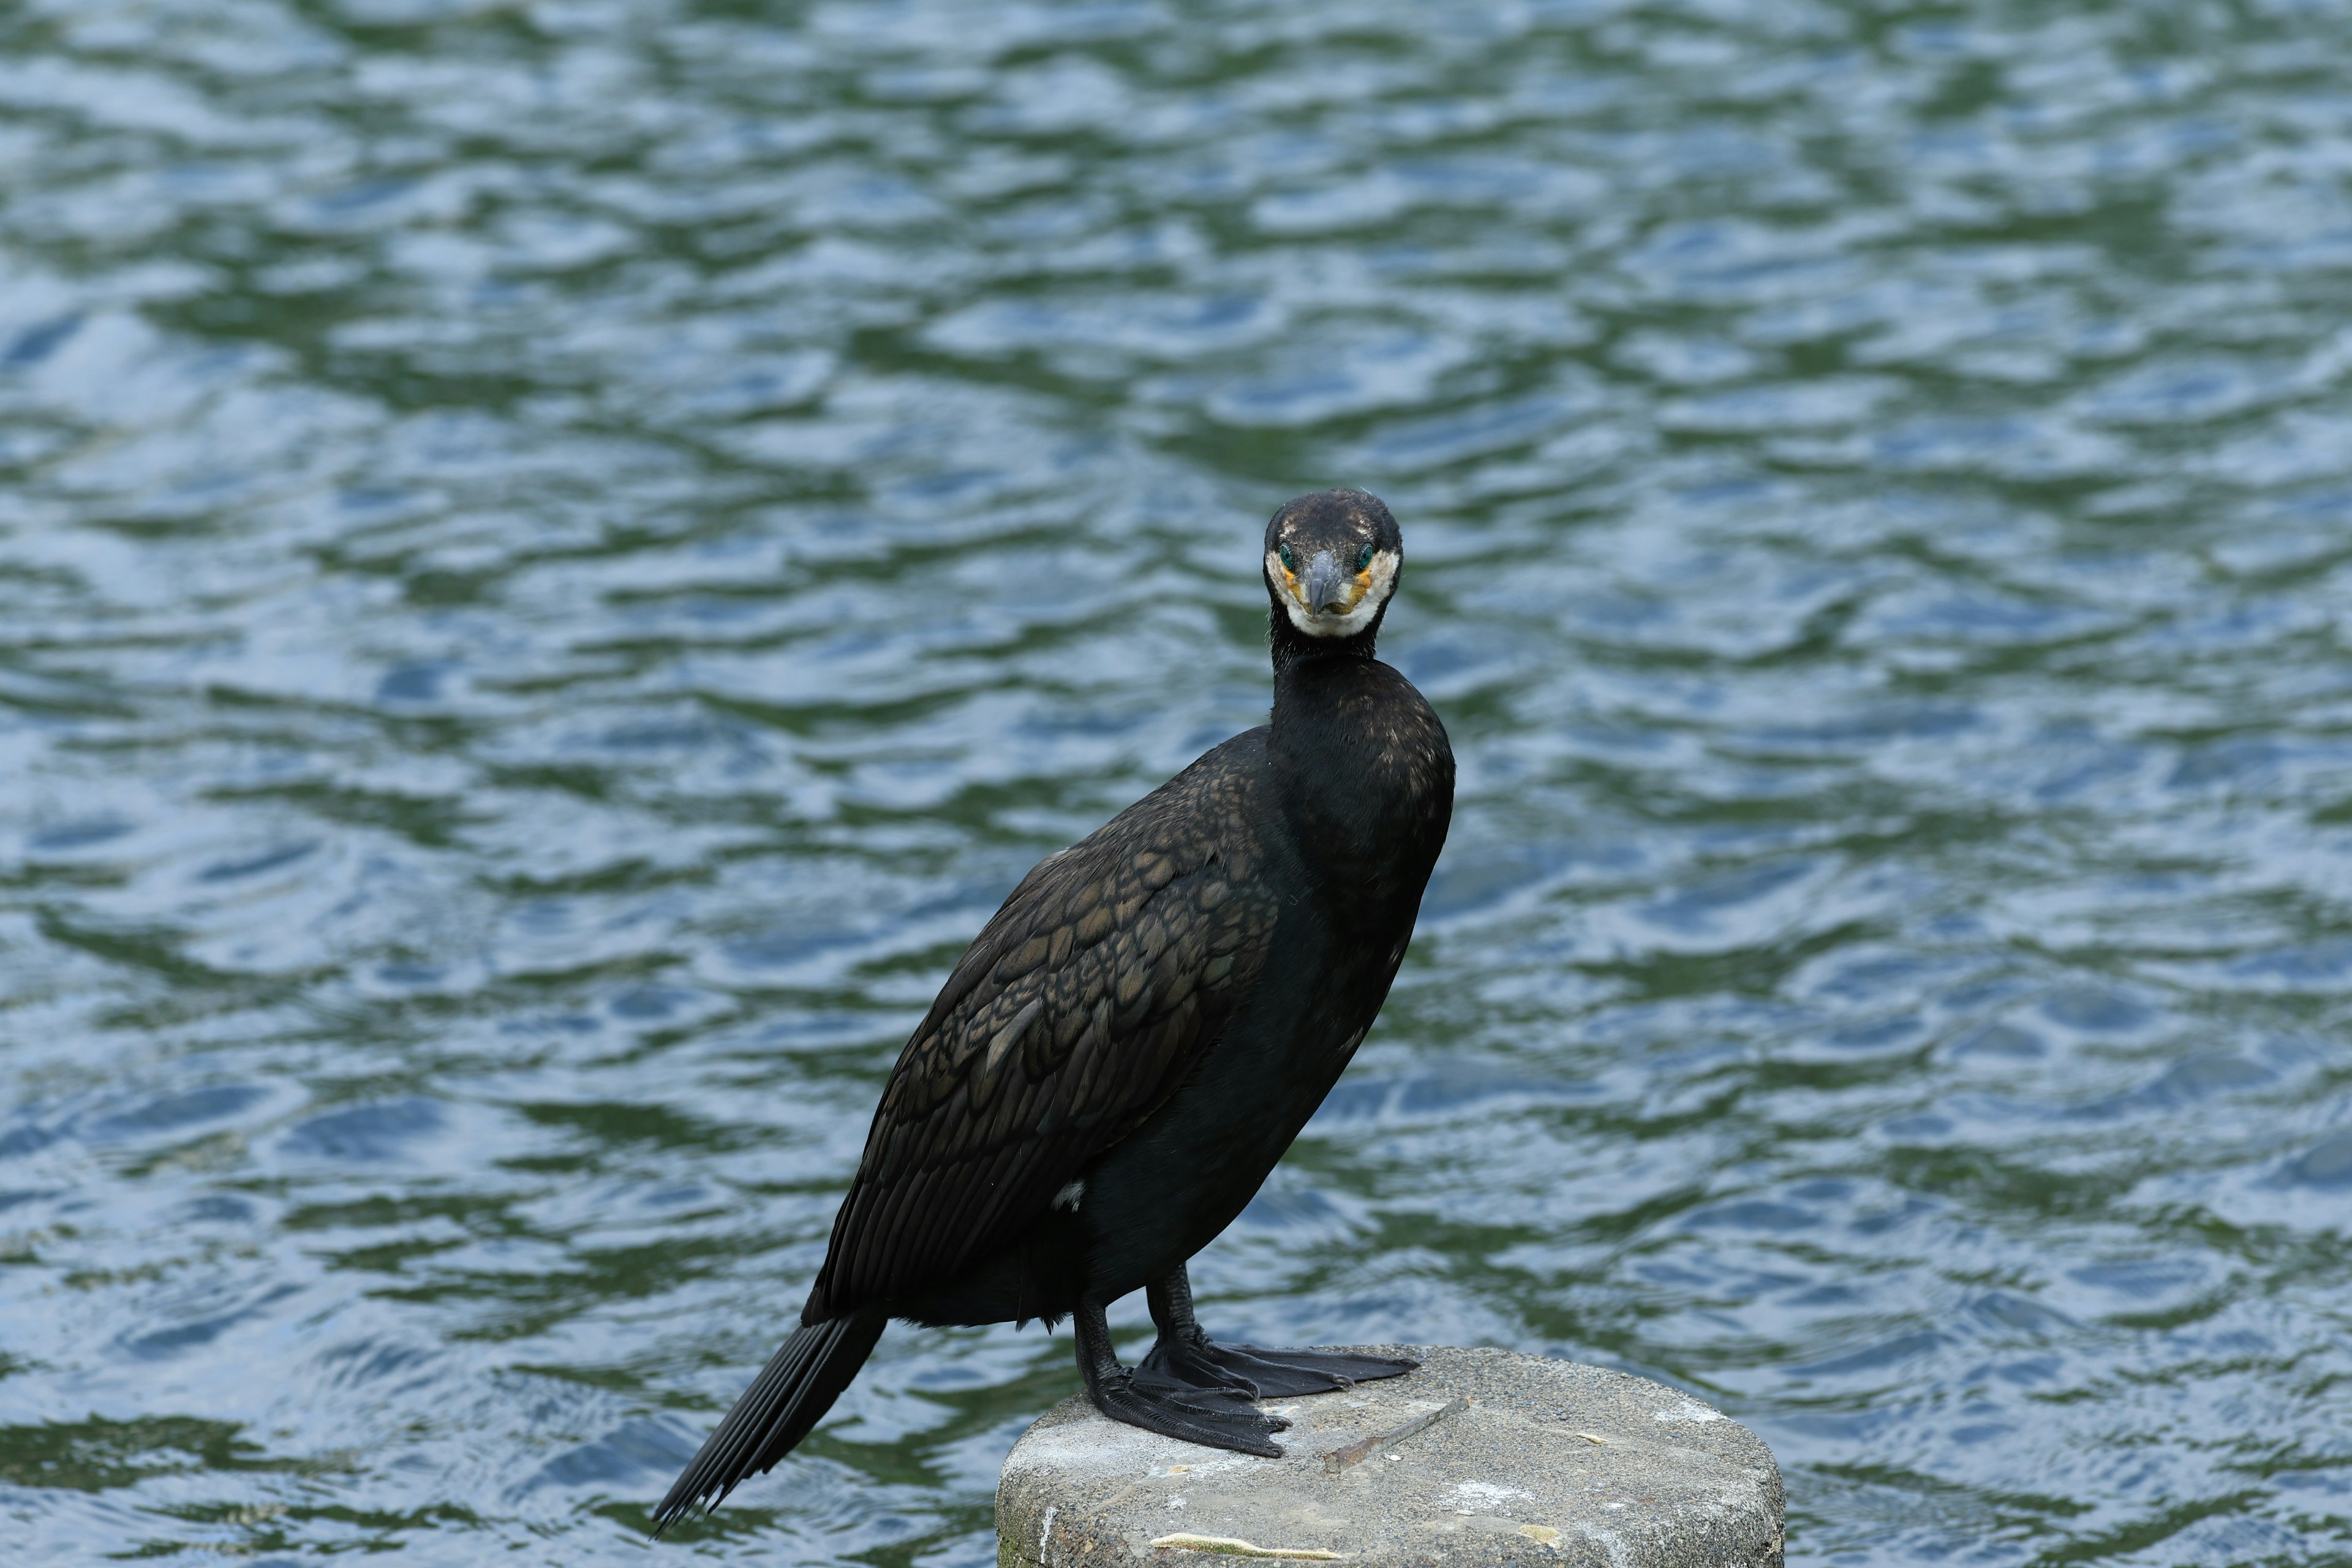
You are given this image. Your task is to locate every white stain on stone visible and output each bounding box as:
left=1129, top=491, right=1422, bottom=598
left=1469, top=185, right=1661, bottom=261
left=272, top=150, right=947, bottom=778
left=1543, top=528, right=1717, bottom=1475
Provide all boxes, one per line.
left=1574, top=1520, right=1634, bottom=1568
left=1652, top=1400, right=1723, bottom=1423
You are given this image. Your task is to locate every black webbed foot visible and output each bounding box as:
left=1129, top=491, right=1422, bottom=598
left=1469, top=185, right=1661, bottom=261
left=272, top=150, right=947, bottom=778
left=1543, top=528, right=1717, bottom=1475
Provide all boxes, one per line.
left=1142, top=1336, right=1418, bottom=1398
left=1141, top=1264, right=1418, bottom=1400
left=1074, top=1298, right=1291, bottom=1458
left=1095, top=1366, right=1291, bottom=1457
left=1137, top=1330, right=1261, bottom=1394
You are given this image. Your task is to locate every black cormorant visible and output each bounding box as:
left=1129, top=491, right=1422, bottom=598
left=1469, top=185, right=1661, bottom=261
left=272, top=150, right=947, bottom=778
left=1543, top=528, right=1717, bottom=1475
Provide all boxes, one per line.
left=652, top=489, right=1454, bottom=1532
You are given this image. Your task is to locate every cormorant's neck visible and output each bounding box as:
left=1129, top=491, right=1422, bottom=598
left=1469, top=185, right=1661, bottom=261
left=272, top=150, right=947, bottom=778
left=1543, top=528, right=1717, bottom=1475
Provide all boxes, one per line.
left=1267, top=608, right=1378, bottom=673
left=1262, top=610, right=1452, bottom=925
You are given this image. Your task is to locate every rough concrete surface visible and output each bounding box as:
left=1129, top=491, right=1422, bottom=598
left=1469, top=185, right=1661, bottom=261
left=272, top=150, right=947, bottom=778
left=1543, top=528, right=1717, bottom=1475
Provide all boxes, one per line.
left=996, top=1346, right=1783, bottom=1568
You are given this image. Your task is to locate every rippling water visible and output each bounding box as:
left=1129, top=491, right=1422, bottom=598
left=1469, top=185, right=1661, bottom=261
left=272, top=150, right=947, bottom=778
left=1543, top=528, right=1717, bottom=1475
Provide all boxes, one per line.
left=4, top=1, right=2351, bottom=1562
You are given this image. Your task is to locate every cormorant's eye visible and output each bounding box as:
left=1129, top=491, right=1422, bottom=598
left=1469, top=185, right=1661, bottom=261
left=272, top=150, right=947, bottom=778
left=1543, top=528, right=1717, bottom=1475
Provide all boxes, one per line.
left=1355, top=544, right=1374, bottom=571
left=1277, top=543, right=1296, bottom=571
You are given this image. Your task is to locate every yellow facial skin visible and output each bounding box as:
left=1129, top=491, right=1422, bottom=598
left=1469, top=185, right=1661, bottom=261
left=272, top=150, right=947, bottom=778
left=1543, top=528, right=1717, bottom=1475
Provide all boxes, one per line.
left=1265, top=546, right=1400, bottom=638
left=1272, top=560, right=1370, bottom=616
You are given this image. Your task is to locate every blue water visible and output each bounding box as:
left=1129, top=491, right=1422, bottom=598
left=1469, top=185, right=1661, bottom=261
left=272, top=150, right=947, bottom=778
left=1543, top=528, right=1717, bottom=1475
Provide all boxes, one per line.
left=4, top=1, right=2351, bottom=1563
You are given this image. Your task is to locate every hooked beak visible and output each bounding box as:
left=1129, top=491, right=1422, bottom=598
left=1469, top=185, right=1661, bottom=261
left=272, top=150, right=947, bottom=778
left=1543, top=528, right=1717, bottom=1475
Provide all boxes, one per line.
left=1302, top=550, right=1349, bottom=615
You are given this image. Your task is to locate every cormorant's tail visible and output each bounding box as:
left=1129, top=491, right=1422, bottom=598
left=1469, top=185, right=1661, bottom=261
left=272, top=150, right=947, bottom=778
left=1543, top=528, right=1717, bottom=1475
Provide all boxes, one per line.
left=650, top=1308, right=887, bottom=1536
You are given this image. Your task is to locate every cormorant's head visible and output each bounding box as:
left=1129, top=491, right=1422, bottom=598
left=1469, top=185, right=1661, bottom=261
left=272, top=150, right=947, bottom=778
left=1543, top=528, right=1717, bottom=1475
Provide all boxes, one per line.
left=1263, top=489, right=1403, bottom=643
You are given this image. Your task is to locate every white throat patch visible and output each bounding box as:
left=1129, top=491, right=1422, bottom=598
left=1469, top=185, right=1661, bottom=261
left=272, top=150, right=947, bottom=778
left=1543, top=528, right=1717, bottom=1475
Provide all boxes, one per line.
left=1267, top=548, right=1399, bottom=638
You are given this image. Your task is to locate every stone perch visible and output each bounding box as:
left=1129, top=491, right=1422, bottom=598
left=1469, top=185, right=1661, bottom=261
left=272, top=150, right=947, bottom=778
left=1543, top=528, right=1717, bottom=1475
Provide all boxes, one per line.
left=996, top=1346, right=1782, bottom=1568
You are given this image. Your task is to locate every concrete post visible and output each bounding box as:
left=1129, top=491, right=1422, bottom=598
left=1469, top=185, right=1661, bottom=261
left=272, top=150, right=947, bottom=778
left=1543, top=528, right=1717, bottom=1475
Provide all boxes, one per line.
left=996, top=1346, right=1782, bottom=1568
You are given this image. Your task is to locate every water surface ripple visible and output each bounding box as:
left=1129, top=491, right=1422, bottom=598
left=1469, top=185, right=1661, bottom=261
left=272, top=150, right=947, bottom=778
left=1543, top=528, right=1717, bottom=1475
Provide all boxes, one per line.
left=4, top=2, right=2351, bottom=1563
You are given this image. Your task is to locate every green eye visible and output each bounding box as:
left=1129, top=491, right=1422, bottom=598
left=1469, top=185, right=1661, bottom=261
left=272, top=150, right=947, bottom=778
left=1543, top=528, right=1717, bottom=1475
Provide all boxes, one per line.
left=1277, top=543, right=1296, bottom=571
left=1355, top=544, right=1374, bottom=571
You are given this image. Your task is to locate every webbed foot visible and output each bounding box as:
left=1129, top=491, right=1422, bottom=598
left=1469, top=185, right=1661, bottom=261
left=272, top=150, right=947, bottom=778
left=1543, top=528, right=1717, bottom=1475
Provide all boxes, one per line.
left=1142, top=1336, right=1418, bottom=1398
left=1073, top=1298, right=1289, bottom=1457
left=1092, top=1366, right=1291, bottom=1457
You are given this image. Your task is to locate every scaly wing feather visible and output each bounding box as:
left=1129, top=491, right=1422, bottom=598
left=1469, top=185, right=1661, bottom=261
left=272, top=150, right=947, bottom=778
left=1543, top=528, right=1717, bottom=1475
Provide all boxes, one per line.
left=805, top=735, right=1279, bottom=1319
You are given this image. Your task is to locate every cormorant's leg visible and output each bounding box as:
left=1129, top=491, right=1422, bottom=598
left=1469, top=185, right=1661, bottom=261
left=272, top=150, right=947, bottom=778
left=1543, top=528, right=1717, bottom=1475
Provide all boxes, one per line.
left=1073, top=1297, right=1289, bottom=1458
left=1139, top=1262, right=1417, bottom=1399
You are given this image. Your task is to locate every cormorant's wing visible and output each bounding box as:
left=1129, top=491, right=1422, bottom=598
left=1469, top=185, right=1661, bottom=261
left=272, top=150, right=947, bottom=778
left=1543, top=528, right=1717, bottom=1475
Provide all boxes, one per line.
left=805, top=737, right=1279, bottom=1320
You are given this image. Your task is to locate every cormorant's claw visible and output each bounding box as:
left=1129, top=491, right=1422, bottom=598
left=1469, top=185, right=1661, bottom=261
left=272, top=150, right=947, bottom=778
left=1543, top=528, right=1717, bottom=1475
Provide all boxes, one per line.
left=1093, top=1368, right=1289, bottom=1457
left=1141, top=1338, right=1419, bottom=1400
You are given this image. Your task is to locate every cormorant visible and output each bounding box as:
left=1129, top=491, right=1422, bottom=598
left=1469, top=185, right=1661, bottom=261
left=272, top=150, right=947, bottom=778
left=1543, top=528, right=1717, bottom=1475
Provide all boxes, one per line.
left=652, top=489, right=1454, bottom=1532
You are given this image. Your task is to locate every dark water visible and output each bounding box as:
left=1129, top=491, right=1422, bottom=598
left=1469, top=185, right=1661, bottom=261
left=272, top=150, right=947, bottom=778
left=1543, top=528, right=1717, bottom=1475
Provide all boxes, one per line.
left=4, top=1, right=2351, bottom=1562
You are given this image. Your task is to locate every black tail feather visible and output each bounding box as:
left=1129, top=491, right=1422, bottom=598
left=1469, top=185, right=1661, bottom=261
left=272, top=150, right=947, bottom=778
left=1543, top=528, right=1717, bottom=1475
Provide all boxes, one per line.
left=650, top=1309, right=887, bottom=1536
